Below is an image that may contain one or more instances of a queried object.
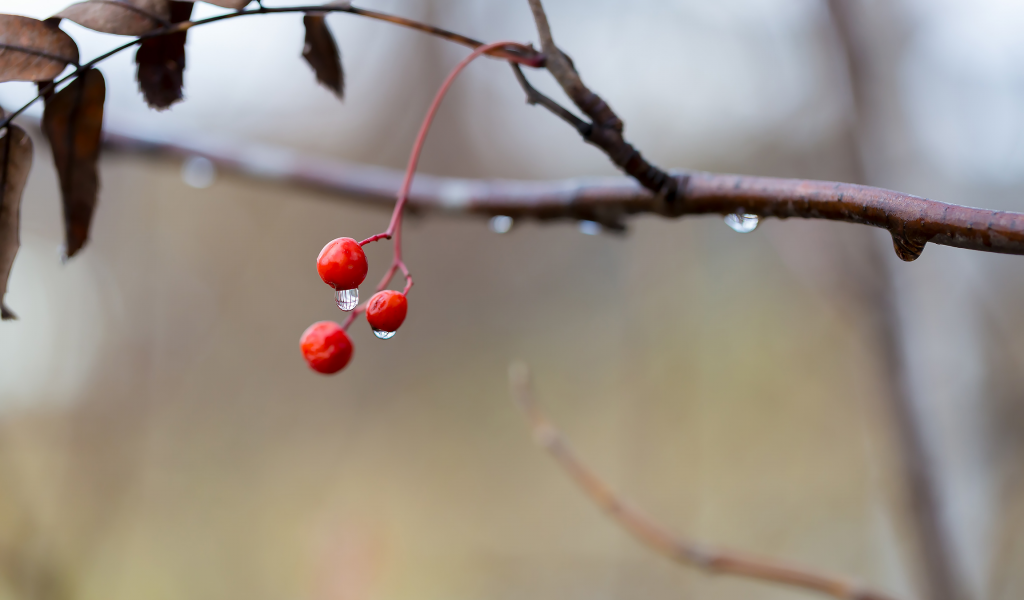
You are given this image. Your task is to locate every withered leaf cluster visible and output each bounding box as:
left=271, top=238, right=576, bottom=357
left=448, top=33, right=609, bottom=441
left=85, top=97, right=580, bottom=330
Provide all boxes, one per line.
left=0, top=1, right=347, bottom=318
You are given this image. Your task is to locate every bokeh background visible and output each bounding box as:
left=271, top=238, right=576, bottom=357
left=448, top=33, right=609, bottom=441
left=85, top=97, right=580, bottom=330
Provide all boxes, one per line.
left=2, top=1, right=1024, bottom=599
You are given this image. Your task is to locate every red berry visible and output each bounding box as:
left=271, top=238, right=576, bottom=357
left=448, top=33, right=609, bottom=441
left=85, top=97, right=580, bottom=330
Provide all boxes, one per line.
left=366, top=290, right=408, bottom=333
left=300, top=321, right=353, bottom=374
left=317, top=237, right=368, bottom=291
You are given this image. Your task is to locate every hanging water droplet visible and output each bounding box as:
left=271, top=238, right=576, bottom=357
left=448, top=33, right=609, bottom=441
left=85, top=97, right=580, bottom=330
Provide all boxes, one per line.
left=182, top=155, right=216, bottom=189
left=578, top=220, right=602, bottom=235
left=891, top=232, right=926, bottom=262
left=724, top=211, right=759, bottom=233
left=489, top=215, right=514, bottom=234
left=372, top=329, right=397, bottom=340
left=335, top=288, right=359, bottom=311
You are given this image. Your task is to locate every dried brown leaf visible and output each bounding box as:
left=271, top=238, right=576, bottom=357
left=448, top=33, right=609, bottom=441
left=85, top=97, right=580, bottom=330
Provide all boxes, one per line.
left=0, top=123, right=34, bottom=320
left=0, top=14, right=79, bottom=83
left=135, top=1, right=192, bottom=109
left=55, top=0, right=170, bottom=36
left=184, top=0, right=252, bottom=8
left=302, top=13, right=343, bottom=98
left=42, top=69, right=105, bottom=259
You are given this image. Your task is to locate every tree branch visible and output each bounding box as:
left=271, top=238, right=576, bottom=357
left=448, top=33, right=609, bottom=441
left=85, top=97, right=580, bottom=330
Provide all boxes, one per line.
left=69, top=118, right=1024, bottom=260
left=8, top=1, right=1024, bottom=260
left=509, top=63, right=590, bottom=136
left=506, top=363, right=898, bottom=600
left=524, top=0, right=679, bottom=206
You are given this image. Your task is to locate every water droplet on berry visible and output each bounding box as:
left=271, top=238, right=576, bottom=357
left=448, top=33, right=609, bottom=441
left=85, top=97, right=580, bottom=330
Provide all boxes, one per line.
left=578, top=220, right=602, bottom=235
left=489, top=215, right=513, bottom=234
left=335, top=288, right=359, bottom=311
left=724, top=212, right=759, bottom=233
left=372, top=329, right=397, bottom=340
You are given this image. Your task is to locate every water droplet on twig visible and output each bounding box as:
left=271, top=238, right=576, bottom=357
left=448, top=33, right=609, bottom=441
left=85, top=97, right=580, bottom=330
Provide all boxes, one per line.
left=335, top=288, right=359, bottom=311
left=182, top=156, right=216, bottom=189
left=578, top=220, right=602, bottom=235
left=891, top=232, right=927, bottom=262
left=373, top=329, right=396, bottom=340
left=489, top=215, right=513, bottom=234
left=724, top=211, right=759, bottom=233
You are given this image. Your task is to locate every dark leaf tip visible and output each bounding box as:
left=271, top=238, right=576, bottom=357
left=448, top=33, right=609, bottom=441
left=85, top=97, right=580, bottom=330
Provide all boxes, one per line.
left=135, top=1, right=192, bottom=110
left=302, top=13, right=344, bottom=99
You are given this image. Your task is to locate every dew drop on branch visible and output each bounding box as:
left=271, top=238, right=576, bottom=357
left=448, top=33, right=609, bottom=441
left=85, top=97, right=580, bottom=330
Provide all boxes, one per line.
left=489, top=215, right=513, bottom=233
left=724, top=212, right=759, bottom=233
left=891, top=232, right=926, bottom=262
left=182, top=155, right=216, bottom=189
left=578, top=220, right=602, bottom=235
left=335, top=288, right=359, bottom=311
left=373, top=329, right=396, bottom=340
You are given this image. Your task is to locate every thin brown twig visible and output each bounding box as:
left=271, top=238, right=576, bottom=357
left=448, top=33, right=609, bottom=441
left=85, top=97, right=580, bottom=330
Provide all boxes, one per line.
left=510, top=63, right=590, bottom=135
left=506, top=362, right=898, bottom=600
left=0, top=2, right=545, bottom=131
left=344, top=6, right=542, bottom=65
left=524, top=0, right=679, bottom=206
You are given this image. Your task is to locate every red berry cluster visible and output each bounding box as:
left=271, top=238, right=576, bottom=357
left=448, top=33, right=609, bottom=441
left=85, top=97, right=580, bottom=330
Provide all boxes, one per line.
left=299, top=237, right=408, bottom=374
left=297, top=41, right=534, bottom=376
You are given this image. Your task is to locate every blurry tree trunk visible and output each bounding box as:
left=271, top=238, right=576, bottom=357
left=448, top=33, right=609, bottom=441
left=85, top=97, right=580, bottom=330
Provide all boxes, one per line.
left=826, top=2, right=968, bottom=599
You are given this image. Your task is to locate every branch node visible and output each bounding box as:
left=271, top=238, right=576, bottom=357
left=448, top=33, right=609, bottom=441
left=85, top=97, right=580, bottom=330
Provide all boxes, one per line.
left=525, top=0, right=676, bottom=198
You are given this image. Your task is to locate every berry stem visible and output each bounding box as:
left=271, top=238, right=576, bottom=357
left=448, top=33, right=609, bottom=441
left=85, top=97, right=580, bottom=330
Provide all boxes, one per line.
left=341, top=308, right=361, bottom=331
left=358, top=232, right=391, bottom=245
left=352, top=40, right=535, bottom=316
left=385, top=41, right=536, bottom=241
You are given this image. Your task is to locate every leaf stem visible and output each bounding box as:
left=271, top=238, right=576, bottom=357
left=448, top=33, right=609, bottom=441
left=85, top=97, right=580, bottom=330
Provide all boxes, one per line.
left=0, top=2, right=544, bottom=131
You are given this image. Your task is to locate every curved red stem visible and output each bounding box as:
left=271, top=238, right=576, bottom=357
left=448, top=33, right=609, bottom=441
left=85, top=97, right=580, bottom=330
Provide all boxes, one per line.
left=386, top=41, right=533, bottom=241
left=344, top=40, right=534, bottom=331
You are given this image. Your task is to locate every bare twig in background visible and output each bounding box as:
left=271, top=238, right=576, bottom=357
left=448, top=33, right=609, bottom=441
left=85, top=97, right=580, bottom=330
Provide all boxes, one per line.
left=825, top=2, right=967, bottom=599
left=507, top=362, right=899, bottom=600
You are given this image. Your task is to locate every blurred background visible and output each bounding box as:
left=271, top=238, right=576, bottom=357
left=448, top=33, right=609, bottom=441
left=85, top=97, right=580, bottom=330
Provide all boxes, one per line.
left=2, top=1, right=1024, bottom=599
